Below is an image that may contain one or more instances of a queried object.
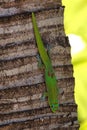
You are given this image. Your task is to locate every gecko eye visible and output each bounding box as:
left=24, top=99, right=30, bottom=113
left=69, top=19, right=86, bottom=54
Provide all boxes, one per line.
left=51, top=104, right=55, bottom=108
left=51, top=104, right=58, bottom=112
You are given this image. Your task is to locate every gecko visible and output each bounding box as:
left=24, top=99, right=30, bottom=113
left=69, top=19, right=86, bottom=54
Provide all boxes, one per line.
left=32, top=12, right=59, bottom=112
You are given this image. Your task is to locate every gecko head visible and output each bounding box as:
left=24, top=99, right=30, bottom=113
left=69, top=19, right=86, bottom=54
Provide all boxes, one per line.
left=51, top=103, right=59, bottom=113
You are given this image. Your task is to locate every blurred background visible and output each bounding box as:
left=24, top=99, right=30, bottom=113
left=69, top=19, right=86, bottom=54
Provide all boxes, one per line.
left=62, top=0, right=87, bottom=125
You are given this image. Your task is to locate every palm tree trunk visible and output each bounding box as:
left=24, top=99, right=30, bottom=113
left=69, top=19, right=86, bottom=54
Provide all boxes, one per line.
left=0, top=0, right=79, bottom=129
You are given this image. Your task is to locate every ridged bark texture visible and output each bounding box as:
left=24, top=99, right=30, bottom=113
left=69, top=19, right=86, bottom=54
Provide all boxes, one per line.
left=0, top=0, right=79, bottom=130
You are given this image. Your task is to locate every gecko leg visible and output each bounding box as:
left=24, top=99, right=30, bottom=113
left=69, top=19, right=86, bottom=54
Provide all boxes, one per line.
left=36, top=54, right=44, bottom=69
left=46, top=44, right=51, bottom=58
left=41, top=91, right=48, bottom=101
left=42, top=39, right=51, bottom=58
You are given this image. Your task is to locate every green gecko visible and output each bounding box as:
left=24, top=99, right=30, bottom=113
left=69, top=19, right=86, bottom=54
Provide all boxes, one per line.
left=32, top=12, right=59, bottom=112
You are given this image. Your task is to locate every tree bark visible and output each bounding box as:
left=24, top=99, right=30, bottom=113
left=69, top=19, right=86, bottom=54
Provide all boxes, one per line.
left=0, top=0, right=79, bottom=129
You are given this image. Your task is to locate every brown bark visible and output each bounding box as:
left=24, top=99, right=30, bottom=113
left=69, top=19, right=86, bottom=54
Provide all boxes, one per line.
left=0, top=0, right=79, bottom=129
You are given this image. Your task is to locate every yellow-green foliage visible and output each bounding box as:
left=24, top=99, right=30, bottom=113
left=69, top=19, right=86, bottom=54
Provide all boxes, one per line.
left=62, top=0, right=87, bottom=43
left=62, top=0, right=87, bottom=129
